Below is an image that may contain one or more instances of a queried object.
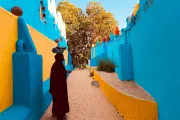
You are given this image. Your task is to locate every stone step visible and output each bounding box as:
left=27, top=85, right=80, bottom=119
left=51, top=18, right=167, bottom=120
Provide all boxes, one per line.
left=0, top=105, right=30, bottom=120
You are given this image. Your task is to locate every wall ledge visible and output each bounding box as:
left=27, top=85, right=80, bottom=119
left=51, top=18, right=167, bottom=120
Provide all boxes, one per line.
left=93, top=70, right=158, bottom=120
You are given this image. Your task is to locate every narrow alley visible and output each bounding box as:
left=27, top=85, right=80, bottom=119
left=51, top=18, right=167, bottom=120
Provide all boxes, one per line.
left=41, top=70, right=123, bottom=120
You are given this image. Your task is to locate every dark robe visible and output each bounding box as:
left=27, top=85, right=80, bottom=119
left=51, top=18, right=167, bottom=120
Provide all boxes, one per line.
left=50, top=53, right=69, bottom=118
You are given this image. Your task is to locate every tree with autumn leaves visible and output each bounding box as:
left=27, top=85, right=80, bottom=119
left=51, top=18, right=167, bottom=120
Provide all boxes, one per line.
left=86, top=2, right=119, bottom=43
left=57, top=1, right=119, bottom=68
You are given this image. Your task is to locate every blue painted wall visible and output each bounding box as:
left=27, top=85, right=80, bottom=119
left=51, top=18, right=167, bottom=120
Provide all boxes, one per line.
left=0, top=17, right=53, bottom=120
left=0, top=0, right=71, bottom=65
left=95, top=44, right=104, bottom=57
left=0, top=0, right=60, bottom=41
left=127, top=0, right=180, bottom=119
left=58, top=36, right=68, bottom=48
left=90, top=35, right=129, bottom=80
left=12, top=18, right=45, bottom=120
left=0, top=0, right=72, bottom=118
left=90, top=53, right=107, bottom=67
left=13, top=52, right=43, bottom=120
left=91, top=0, right=180, bottom=119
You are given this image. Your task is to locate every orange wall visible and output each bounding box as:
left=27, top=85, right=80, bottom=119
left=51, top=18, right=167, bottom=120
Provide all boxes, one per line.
left=28, top=25, right=57, bottom=81
left=0, top=7, right=18, bottom=112
left=28, top=26, right=69, bottom=81
left=0, top=7, right=69, bottom=113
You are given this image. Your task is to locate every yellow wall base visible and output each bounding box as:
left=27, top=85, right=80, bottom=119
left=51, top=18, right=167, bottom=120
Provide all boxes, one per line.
left=93, top=70, right=158, bottom=120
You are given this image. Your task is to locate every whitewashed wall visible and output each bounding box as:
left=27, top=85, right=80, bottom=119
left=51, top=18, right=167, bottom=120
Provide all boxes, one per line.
left=48, top=0, right=67, bottom=40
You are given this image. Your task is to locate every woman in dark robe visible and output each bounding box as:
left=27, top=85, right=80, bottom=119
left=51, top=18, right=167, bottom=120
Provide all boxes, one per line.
left=49, top=53, right=69, bottom=120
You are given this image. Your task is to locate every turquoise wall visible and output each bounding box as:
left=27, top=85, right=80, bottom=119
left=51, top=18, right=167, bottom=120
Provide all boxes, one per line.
left=95, top=44, right=104, bottom=57
left=90, top=0, right=180, bottom=119
left=106, top=35, right=133, bottom=80
left=128, top=0, right=180, bottom=119
left=90, top=35, right=129, bottom=80
left=0, top=17, right=52, bottom=120
left=90, top=53, right=107, bottom=67
left=0, top=0, right=60, bottom=40
left=58, top=36, right=68, bottom=48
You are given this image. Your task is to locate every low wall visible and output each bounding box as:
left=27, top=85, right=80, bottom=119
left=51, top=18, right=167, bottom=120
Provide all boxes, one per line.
left=93, top=70, right=158, bottom=120
left=0, top=7, right=18, bottom=112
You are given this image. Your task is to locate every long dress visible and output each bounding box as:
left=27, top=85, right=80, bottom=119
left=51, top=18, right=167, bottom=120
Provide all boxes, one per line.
left=50, top=53, right=69, bottom=119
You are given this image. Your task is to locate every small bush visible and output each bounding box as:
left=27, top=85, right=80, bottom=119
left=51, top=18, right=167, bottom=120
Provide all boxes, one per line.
left=97, top=59, right=115, bottom=73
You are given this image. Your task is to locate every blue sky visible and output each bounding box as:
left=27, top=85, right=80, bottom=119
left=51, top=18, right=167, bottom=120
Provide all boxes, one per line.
left=55, top=0, right=139, bottom=28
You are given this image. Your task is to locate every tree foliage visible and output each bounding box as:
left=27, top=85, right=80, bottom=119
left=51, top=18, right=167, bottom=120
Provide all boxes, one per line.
left=86, top=1, right=118, bottom=43
left=57, top=2, right=80, bottom=37
left=57, top=1, right=118, bottom=68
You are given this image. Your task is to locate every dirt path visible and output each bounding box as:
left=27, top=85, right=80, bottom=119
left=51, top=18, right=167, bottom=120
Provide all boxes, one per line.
left=41, top=69, right=123, bottom=120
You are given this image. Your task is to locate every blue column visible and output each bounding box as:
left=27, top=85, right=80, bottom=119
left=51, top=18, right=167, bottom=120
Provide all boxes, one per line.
left=119, top=44, right=133, bottom=80
left=12, top=17, right=44, bottom=120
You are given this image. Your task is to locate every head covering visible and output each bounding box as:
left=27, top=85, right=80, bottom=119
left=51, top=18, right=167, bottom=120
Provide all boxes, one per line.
left=55, top=53, right=64, bottom=62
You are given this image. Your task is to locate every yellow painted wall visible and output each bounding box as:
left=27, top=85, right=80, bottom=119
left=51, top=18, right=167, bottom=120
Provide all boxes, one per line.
left=0, top=7, right=18, bottom=112
left=0, top=7, right=69, bottom=112
left=28, top=26, right=69, bottom=81
left=28, top=26, right=56, bottom=81
left=93, top=70, right=158, bottom=120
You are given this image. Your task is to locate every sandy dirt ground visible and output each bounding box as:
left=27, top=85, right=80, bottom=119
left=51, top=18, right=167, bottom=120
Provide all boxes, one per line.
left=41, top=70, right=123, bottom=120
left=97, top=71, right=154, bottom=101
